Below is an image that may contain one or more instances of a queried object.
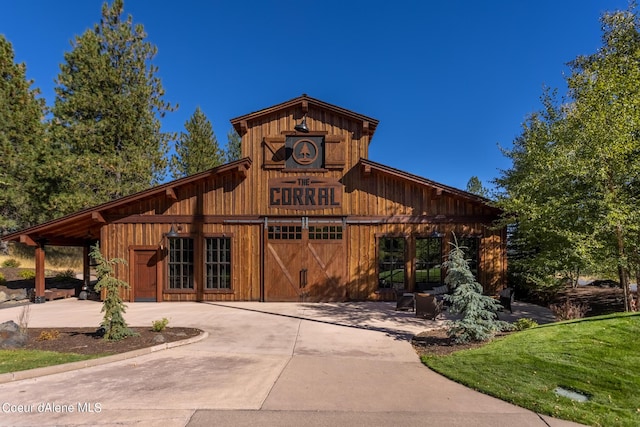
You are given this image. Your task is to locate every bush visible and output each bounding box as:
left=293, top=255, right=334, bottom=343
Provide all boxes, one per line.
left=54, top=269, right=76, bottom=280
left=0, top=272, right=5, bottom=286
left=151, top=318, right=169, bottom=332
left=512, top=317, right=539, bottom=331
left=90, top=243, right=136, bottom=341
left=37, top=330, right=60, bottom=341
left=443, top=236, right=512, bottom=343
left=2, top=258, right=21, bottom=268
left=18, top=270, right=36, bottom=280
left=550, top=300, right=589, bottom=321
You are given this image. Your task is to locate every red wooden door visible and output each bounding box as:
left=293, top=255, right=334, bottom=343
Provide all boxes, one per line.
left=133, top=250, right=158, bottom=302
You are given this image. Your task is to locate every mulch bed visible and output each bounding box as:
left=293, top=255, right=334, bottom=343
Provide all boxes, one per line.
left=22, top=327, right=203, bottom=355
left=411, top=328, right=501, bottom=357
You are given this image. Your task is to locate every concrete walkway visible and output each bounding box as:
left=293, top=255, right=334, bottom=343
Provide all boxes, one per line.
left=0, top=299, right=583, bottom=426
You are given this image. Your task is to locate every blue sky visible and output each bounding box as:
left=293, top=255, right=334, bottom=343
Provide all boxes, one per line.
left=1, top=0, right=631, bottom=192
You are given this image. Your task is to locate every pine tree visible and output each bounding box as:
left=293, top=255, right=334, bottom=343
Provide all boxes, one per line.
left=50, top=0, right=175, bottom=214
left=90, top=243, right=135, bottom=341
left=0, top=35, right=46, bottom=230
left=170, top=107, right=225, bottom=178
left=225, top=127, right=242, bottom=162
left=444, top=236, right=511, bottom=343
left=465, top=176, right=489, bottom=198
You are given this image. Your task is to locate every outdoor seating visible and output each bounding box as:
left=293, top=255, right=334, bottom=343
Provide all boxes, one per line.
left=415, top=293, right=443, bottom=320
left=499, top=287, right=515, bottom=313
left=395, top=289, right=415, bottom=311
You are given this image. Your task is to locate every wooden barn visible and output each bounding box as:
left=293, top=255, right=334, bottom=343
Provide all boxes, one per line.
left=3, top=95, right=506, bottom=303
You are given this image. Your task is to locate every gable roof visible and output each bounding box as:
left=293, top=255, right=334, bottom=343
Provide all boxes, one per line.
left=2, top=158, right=252, bottom=246
left=359, top=158, right=498, bottom=209
left=230, top=94, right=379, bottom=138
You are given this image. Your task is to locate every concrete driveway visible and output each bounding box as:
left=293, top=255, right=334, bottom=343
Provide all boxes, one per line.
left=0, top=299, right=583, bottom=426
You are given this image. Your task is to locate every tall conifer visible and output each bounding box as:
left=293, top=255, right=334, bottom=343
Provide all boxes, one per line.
left=0, top=35, right=46, bottom=230
left=170, top=107, right=224, bottom=178
left=50, top=0, right=175, bottom=213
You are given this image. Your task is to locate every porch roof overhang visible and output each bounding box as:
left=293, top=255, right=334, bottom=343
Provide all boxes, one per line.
left=2, top=158, right=252, bottom=247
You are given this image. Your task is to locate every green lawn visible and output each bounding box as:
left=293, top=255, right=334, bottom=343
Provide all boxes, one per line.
left=0, top=350, right=101, bottom=374
left=422, top=313, right=640, bottom=427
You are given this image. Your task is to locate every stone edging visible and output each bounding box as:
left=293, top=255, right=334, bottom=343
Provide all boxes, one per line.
left=0, top=330, right=209, bottom=384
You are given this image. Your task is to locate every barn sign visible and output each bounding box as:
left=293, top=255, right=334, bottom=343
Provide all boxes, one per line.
left=269, top=176, right=342, bottom=209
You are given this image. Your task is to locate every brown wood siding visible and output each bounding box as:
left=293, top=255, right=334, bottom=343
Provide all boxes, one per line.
left=102, top=222, right=261, bottom=302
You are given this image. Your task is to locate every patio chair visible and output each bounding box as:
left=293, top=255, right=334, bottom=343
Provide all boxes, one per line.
left=499, top=287, right=515, bottom=313
left=415, top=293, right=443, bottom=320
left=395, top=289, right=415, bottom=311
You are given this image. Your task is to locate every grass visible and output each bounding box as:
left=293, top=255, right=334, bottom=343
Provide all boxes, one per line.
left=0, top=349, right=101, bottom=374
left=0, top=244, right=82, bottom=272
left=421, top=312, right=640, bottom=427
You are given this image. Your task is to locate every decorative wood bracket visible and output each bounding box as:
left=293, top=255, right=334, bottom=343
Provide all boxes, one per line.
left=238, top=120, right=248, bottom=136
left=166, top=187, right=178, bottom=201
left=91, top=211, right=106, bottom=223
left=19, top=234, right=37, bottom=247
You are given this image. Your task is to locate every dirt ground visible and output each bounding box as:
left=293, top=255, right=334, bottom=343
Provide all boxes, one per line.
left=22, top=327, right=203, bottom=355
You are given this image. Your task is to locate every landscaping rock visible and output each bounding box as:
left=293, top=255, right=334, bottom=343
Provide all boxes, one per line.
left=0, top=291, right=7, bottom=303
left=152, top=334, right=166, bottom=344
left=0, top=320, right=27, bottom=349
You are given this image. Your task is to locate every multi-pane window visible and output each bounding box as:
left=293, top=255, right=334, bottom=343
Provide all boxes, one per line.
left=309, top=225, right=343, bottom=240
left=205, top=237, right=231, bottom=290
left=378, top=237, right=406, bottom=289
left=459, top=237, right=480, bottom=279
left=168, top=238, right=194, bottom=289
left=416, top=237, right=443, bottom=290
left=268, top=225, right=302, bottom=240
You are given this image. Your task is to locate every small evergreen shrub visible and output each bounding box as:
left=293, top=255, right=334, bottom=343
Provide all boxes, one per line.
left=37, top=330, right=60, bottom=341
left=151, top=318, right=169, bottom=332
left=19, top=270, right=36, bottom=280
left=90, top=244, right=136, bottom=341
left=0, top=272, right=5, bottom=286
left=512, top=317, right=539, bottom=331
left=2, top=258, right=20, bottom=268
left=443, top=235, right=511, bottom=343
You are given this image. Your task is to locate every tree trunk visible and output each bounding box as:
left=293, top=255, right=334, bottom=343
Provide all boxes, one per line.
left=615, top=224, right=630, bottom=312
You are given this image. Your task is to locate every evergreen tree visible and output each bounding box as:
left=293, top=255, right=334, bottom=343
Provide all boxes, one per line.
left=225, top=127, right=242, bottom=162
left=50, top=0, right=175, bottom=214
left=465, top=176, right=489, bottom=198
left=170, top=107, right=224, bottom=178
left=443, top=236, right=511, bottom=343
left=0, top=35, right=46, bottom=230
left=90, top=243, right=135, bottom=341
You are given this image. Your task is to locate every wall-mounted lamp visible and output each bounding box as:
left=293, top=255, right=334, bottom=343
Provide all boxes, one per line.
left=159, top=224, right=182, bottom=250
left=294, top=115, right=309, bottom=133
left=165, top=224, right=181, bottom=238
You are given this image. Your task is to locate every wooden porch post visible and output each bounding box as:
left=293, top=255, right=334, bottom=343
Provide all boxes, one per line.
left=34, top=243, right=46, bottom=303
left=82, top=245, right=91, bottom=296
